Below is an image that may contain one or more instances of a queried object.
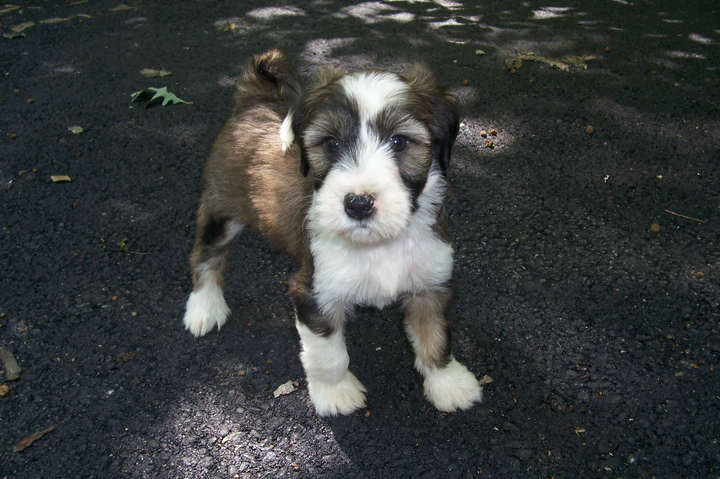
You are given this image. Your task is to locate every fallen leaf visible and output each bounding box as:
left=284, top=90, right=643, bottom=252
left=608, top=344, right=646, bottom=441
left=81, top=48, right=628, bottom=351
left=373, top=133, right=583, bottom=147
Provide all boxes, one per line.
left=51, top=175, right=71, bottom=183
left=478, top=375, right=494, bottom=386
left=13, top=427, right=55, bottom=452
left=475, top=49, right=486, bottom=55
left=273, top=380, right=297, bottom=398
left=505, top=58, right=522, bottom=71
left=40, top=17, right=73, bottom=24
left=10, top=22, right=34, bottom=34
left=3, top=32, right=25, bottom=39
left=561, top=55, right=595, bottom=68
left=0, top=347, right=21, bottom=380
left=68, top=126, right=83, bottom=134
left=130, top=87, right=192, bottom=107
left=511, top=54, right=595, bottom=72
left=0, top=5, right=22, bottom=15
left=111, top=4, right=138, bottom=11
left=0, top=384, right=9, bottom=397
left=140, top=68, right=172, bottom=78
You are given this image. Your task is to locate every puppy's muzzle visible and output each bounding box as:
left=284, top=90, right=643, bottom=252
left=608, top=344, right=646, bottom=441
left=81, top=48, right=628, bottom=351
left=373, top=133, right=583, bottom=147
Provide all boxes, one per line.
left=344, top=193, right=375, bottom=220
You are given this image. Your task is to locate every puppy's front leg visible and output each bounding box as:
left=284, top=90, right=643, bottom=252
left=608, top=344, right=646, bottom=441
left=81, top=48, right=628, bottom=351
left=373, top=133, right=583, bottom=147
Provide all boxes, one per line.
left=403, top=288, right=483, bottom=412
left=291, top=280, right=366, bottom=416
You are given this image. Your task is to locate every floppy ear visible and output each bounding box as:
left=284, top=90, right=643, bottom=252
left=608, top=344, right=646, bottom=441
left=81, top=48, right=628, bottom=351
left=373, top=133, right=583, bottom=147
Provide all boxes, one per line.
left=291, top=68, right=346, bottom=178
left=405, top=64, right=460, bottom=174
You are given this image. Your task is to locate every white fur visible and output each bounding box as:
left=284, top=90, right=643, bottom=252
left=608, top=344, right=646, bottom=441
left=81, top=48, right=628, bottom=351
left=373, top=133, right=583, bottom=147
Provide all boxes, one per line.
left=184, top=222, right=243, bottom=336
left=219, top=221, right=245, bottom=246
left=311, top=169, right=452, bottom=312
left=296, top=320, right=367, bottom=415
left=183, top=275, right=230, bottom=337
left=307, top=128, right=412, bottom=245
left=421, top=358, right=483, bottom=412
left=280, top=112, right=294, bottom=153
left=338, top=71, right=409, bottom=120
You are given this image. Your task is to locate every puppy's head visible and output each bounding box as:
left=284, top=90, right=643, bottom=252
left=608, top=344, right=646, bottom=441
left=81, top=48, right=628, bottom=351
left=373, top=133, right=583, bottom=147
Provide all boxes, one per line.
left=291, top=65, right=459, bottom=245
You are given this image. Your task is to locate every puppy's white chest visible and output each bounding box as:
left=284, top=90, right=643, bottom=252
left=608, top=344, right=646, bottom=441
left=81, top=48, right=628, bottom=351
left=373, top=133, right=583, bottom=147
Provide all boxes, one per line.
left=311, top=227, right=453, bottom=310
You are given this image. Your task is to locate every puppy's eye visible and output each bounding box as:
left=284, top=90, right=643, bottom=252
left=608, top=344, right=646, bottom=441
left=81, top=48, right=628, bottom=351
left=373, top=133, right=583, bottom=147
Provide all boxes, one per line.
left=390, top=135, right=409, bottom=152
left=323, top=137, right=341, bottom=152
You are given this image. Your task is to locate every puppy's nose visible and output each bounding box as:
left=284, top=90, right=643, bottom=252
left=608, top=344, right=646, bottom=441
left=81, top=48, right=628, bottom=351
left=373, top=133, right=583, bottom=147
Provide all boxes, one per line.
left=344, top=193, right=375, bottom=220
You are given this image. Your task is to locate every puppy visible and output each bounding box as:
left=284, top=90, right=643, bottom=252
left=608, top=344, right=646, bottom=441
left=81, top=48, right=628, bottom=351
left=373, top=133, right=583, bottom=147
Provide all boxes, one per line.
left=183, top=49, right=482, bottom=415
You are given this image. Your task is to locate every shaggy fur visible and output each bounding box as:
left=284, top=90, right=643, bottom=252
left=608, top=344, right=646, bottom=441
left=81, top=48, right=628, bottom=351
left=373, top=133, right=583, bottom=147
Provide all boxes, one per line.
left=184, top=49, right=482, bottom=415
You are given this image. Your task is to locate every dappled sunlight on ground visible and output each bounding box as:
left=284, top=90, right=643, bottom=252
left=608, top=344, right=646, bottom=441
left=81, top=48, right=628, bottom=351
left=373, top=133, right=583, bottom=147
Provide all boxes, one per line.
left=1, top=0, right=719, bottom=477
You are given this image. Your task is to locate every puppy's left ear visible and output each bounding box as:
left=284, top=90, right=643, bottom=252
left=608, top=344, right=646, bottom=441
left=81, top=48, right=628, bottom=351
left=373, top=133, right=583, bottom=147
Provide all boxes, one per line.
left=406, top=64, right=460, bottom=174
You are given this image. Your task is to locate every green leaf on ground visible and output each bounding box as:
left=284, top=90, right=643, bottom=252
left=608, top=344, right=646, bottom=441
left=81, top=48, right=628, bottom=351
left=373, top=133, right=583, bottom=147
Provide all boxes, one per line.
left=130, top=87, right=192, bottom=107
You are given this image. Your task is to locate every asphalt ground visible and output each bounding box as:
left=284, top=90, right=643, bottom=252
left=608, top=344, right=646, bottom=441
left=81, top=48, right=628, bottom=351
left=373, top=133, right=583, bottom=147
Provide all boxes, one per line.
left=1, top=0, right=719, bottom=477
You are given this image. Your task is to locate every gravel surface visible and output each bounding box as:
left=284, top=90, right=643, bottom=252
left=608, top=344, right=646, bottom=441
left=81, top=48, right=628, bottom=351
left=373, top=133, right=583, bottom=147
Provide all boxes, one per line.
left=1, top=0, right=719, bottom=477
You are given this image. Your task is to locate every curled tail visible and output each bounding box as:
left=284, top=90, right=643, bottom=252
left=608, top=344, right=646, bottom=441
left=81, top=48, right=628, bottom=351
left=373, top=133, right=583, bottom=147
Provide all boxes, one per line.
left=234, top=49, right=303, bottom=153
left=235, top=49, right=302, bottom=111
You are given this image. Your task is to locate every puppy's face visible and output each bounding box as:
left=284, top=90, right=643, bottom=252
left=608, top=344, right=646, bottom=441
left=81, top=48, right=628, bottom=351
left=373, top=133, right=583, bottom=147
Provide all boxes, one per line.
left=293, top=66, right=458, bottom=245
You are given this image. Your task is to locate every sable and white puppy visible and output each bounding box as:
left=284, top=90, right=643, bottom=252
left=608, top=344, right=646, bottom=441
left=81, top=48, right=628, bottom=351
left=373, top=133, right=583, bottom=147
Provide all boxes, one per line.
left=183, top=49, right=482, bottom=415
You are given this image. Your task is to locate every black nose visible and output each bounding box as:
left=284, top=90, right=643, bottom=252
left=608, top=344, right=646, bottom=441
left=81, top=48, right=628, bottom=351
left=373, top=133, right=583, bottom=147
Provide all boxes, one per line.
left=344, top=193, right=375, bottom=220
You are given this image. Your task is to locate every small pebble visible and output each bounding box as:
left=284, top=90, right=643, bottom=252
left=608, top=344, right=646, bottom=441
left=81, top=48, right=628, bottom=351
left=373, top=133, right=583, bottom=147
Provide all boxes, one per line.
left=649, top=223, right=661, bottom=234
left=586, top=125, right=595, bottom=134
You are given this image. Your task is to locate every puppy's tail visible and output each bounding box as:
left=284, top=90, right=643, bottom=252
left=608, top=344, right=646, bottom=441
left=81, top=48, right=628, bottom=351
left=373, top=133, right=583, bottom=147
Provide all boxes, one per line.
left=234, top=49, right=303, bottom=153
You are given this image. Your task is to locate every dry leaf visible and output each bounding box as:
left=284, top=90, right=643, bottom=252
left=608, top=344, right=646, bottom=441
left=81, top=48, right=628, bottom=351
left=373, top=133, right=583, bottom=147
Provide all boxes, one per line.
left=68, top=126, right=83, bottom=134
left=505, top=58, right=522, bottom=71
left=511, top=54, right=595, bottom=72
left=13, top=427, right=55, bottom=453
left=273, top=380, right=297, bottom=398
left=478, top=375, right=494, bottom=386
left=111, top=5, right=138, bottom=11
left=0, top=347, right=21, bottom=380
left=0, top=5, right=22, bottom=15
left=140, top=68, right=172, bottom=78
left=10, top=22, right=34, bottom=33
left=40, top=17, right=71, bottom=24
left=51, top=175, right=71, bottom=183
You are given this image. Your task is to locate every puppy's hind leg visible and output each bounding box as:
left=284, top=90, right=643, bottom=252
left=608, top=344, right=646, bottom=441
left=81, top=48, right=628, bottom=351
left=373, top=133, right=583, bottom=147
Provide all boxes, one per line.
left=402, top=288, right=482, bottom=412
left=184, top=211, right=244, bottom=337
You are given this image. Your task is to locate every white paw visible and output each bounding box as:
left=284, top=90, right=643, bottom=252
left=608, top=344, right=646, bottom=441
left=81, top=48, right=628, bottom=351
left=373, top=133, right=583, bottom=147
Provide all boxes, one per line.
left=423, top=358, right=483, bottom=412
left=183, top=284, right=230, bottom=337
left=307, top=370, right=367, bottom=416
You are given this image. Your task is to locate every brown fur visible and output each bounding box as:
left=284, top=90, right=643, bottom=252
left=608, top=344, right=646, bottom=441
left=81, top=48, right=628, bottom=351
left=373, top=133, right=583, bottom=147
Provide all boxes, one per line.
left=190, top=50, right=312, bottom=292
left=190, top=48, right=459, bottom=367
